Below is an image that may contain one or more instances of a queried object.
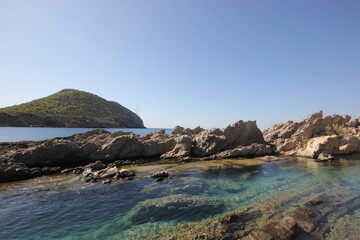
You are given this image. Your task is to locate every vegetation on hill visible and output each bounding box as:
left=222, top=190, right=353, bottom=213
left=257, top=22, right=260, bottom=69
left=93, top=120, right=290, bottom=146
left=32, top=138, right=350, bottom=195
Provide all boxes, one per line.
left=0, top=89, right=144, bottom=127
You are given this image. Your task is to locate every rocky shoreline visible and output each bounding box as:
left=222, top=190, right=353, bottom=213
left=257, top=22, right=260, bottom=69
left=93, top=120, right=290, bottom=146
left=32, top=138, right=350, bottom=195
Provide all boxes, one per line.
left=0, top=111, right=359, bottom=183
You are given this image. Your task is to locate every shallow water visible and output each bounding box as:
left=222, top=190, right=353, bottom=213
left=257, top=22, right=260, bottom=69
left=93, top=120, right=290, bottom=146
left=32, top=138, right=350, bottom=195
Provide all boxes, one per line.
left=0, top=127, right=172, bottom=142
left=0, top=156, right=359, bottom=240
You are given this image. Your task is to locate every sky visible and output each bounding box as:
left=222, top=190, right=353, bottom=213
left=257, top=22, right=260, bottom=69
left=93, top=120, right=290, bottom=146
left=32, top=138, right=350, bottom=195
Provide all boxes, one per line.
left=0, top=0, right=359, bottom=129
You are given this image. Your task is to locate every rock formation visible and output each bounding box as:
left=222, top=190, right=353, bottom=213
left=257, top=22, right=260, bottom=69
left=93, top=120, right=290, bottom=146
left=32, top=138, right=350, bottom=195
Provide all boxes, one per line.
left=263, top=111, right=360, bottom=159
left=0, top=120, right=270, bottom=182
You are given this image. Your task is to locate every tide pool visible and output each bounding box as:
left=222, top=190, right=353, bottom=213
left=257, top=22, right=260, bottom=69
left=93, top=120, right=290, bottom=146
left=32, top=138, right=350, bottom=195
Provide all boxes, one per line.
left=0, top=156, right=359, bottom=239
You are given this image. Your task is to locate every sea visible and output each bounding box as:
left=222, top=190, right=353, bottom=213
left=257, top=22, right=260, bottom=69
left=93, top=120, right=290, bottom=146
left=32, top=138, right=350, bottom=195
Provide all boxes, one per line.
left=0, top=127, right=173, bottom=142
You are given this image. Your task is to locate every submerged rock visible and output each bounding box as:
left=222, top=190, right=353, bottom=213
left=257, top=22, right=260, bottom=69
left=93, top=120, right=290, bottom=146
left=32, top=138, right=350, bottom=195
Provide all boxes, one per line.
left=129, top=194, right=225, bottom=224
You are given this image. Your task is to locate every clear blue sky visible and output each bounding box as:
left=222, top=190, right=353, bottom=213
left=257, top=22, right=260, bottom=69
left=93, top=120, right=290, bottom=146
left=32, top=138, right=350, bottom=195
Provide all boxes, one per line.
left=0, top=0, right=359, bottom=129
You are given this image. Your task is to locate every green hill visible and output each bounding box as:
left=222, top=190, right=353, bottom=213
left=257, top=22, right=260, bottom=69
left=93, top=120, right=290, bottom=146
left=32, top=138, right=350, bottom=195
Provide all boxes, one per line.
left=0, top=89, right=145, bottom=128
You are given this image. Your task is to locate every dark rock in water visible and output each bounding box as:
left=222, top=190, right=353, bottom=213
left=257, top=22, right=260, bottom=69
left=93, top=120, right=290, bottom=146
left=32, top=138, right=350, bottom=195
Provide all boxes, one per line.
left=129, top=194, right=225, bottom=224
left=315, top=153, right=335, bottom=162
left=151, top=171, right=169, bottom=178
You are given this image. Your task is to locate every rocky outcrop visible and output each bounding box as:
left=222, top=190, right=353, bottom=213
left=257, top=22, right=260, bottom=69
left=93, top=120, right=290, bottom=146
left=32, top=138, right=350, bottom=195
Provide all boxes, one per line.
left=263, top=111, right=360, bottom=159
left=0, top=120, right=271, bottom=182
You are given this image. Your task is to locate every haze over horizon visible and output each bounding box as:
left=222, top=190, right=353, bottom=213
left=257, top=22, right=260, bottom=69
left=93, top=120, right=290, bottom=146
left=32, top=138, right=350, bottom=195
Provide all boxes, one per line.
left=1, top=0, right=359, bottom=129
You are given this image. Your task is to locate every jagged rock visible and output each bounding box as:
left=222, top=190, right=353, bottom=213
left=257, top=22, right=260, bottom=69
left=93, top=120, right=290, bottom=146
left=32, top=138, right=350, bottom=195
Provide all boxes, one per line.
left=172, top=126, right=185, bottom=135
left=223, top=120, right=265, bottom=148
left=192, top=131, right=227, bottom=157
left=263, top=111, right=360, bottom=157
left=192, top=126, right=205, bottom=134
left=161, top=136, right=192, bottom=159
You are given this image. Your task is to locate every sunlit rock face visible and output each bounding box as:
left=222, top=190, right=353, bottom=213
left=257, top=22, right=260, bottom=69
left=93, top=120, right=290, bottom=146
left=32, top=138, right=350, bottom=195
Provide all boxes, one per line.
left=263, top=111, right=360, bottom=158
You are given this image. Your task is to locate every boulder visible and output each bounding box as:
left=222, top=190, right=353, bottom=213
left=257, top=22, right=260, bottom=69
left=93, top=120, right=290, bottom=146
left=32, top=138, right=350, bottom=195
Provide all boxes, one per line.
left=99, top=166, right=118, bottom=179
left=118, top=168, right=136, bottom=178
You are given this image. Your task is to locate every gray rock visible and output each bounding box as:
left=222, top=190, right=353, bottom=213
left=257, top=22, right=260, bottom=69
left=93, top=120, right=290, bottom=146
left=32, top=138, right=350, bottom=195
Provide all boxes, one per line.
left=316, top=153, right=335, bottom=161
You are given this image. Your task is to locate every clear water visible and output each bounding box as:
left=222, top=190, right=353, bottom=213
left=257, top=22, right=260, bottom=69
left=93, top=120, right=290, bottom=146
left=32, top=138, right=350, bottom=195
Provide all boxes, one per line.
left=0, top=156, right=359, bottom=240
left=0, top=127, right=172, bottom=142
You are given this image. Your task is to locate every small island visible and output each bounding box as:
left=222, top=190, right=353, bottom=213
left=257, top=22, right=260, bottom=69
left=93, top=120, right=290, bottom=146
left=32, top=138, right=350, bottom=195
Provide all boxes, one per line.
left=0, top=89, right=145, bottom=128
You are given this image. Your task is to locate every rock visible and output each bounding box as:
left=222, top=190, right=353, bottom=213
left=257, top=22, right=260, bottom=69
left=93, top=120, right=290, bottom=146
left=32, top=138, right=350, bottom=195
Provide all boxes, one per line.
left=151, top=171, right=169, bottom=178
left=99, top=166, right=118, bottom=179
left=129, top=194, right=225, bottom=224
left=192, top=126, right=205, bottom=134
left=0, top=118, right=270, bottom=182
left=213, top=143, right=273, bottom=159
left=102, top=179, right=112, bottom=184
left=161, top=135, right=192, bottom=159
left=223, top=120, right=265, bottom=148
left=263, top=111, right=360, bottom=157
left=61, top=167, right=84, bottom=174
left=316, top=153, right=334, bottom=161
left=192, top=131, right=226, bottom=157
left=172, top=126, right=185, bottom=135
left=118, top=168, right=135, bottom=178
left=10, top=139, right=81, bottom=168
left=86, top=161, right=106, bottom=170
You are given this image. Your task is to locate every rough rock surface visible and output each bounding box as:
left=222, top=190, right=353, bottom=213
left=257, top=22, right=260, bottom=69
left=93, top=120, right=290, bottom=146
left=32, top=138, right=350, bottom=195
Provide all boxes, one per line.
left=263, top=111, right=360, bottom=158
left=0, top=120, right=270, bottom=182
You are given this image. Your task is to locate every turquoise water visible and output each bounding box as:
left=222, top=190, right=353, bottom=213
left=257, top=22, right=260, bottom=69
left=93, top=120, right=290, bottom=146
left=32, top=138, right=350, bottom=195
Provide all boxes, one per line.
left=0, top=127, right=172, bottom=142
left=0, top=156, right=359, bottom=239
